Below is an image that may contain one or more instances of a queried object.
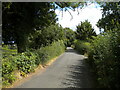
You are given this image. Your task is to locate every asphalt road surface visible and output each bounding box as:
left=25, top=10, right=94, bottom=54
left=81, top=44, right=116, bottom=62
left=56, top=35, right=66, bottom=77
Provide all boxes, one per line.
left=16, top=47, right=95, bottom=88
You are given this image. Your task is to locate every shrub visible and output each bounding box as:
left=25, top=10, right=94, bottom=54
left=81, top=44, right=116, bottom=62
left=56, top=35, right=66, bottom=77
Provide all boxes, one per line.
left=34, top=40, right=65, bottom=65
left=2, top=73, right=16, bottom=85
left=14, top=52, right=36, bottom=74
left=88, top=30, right=120, bottom=88
left=2, top=58, right=16, bottom=86
left=2, top=40, right=65, bottom=87
left=2, top=57, right=16, bottom=75
left=74, top=40, right=91, bottom=55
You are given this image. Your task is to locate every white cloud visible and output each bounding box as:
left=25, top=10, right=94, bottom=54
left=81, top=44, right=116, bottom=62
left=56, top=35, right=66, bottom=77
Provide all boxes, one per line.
left=55, top=3, right=102, bottom=34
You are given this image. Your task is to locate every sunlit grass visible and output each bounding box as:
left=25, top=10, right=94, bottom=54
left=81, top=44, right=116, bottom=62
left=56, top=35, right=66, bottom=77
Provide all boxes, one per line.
left=2, top=45, right=17, bottom=58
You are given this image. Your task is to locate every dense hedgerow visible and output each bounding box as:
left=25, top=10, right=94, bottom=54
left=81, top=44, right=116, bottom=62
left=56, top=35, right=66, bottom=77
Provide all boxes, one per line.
left=2, top=58, right=16, bottom=86
left=74, top=40, right=91, bottom=55
left=2, top=40, right=65, bottom=87
left=34, top=40, right=65, bottom=65
left=88, top=30, right=120, bottom=88
left=14, top=52, right=37, bottom=74
left=74, top=30, right=120, bottom=88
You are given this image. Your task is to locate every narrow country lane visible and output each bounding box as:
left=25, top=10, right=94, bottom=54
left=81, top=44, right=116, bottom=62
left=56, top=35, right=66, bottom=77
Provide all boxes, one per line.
left=16, top=47, right=95, bottom=88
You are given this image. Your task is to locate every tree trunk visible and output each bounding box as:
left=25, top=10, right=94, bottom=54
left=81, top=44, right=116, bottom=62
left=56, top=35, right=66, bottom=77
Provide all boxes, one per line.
left=16, top=33, right=29, bottom=53
left=17, top=42, right=25, bottom=53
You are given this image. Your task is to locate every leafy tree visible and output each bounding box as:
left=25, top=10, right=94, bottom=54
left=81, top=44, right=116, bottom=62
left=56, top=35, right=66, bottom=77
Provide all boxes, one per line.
left=2, top=2, right=87, bottom=53
left=76, top=20, right=96, bottom=41
left=29, top=24, right=65, bottom=49
left=2, top=2, right=57, bottom=53
left=89, top=2, right=120, bottom=88
left=97, top=2, right=120, bottom=32
left=64, top=28, right=75, bottom=46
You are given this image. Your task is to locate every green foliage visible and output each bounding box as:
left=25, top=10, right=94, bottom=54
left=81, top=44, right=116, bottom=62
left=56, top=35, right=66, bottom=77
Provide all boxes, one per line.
left=2, top=59, right=16, bottom=75
left=93, top=2, right=120, bottom=88
left=55, top=2, right=86, bottom=9
left=76, top=20, right=96, bottom=41
left=2, top=2, right=88, bottom=53
left=34, top=40, right=65, bottom=65
left=14, top=52, right=36, bottom=74
left=88, top=30, right=120, bottom=88
left=2, top=40, right=65, bottom=87
left=2, top=73, right=16, bottom=85
left=1, top=2, right=91, bottom=87
left=74, top=40, right=91, bottom=55
left=64, top=28, right=76, bottom=47
left=97, top=2, right=120, bottom=32
left=29, top=24, right=65, bottom=49
left=2, top=58, right=16, bottom=86
left=2, top=45, right=17, bottom=58
left=2, top=2, right=57, bottom=53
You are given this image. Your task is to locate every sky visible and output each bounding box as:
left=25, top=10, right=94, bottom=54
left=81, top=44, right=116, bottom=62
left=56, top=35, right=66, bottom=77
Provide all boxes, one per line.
left=55, top=3, right=103, bottom=34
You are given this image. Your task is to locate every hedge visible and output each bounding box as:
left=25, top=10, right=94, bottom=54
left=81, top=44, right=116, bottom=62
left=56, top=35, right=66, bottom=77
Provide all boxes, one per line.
left=2, top=40, right=65, bottom=87
left=74, top=40, right=91, bottom=55
left=88, top=30, right=120, bottom=88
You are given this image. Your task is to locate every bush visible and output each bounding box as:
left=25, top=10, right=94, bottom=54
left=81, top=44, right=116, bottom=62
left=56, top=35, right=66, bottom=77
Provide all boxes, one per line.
left=14, top=52, right=36, bottom=74
left=2, top=73, right=16, bottom=85
left=2, top=57, right=16, bottom=86
left=34, top=40, right=65, bottom=65
left=2, top=40, right=65, bottom=87
left=88, top=30, right=120, bottom=88
left=29, top=24, right=65, bottom=49
left=74, top=40, right=91, bottom=55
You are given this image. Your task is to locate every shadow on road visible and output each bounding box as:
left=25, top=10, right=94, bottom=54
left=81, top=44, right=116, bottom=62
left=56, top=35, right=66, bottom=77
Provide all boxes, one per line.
left=62, top=59, right=96, bottom=88
left=62, top=47, right=97, bottom=88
